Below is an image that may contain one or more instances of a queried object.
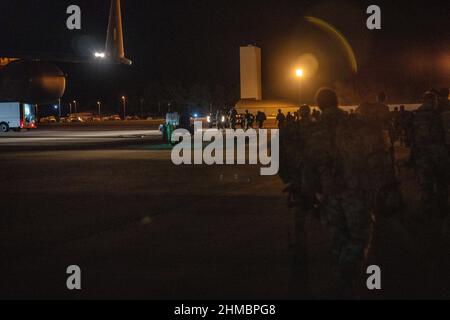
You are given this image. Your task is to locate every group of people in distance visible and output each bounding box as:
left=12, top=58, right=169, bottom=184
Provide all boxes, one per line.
left=278, top=87, right=449, bottom=299
left=226, top=108, right=268, bottom=131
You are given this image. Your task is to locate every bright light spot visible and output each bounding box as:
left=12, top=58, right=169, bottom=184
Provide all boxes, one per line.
left=207, top=116, right=211, bottom=123
left=54, top=105, right=58, bottom=110
left=297, top=54, right=320, bottom=77
left=221, top=116, right=225, bottom=122
left=24, top=104, right=31, bottom=116
left=193, top=113, right=198, bottom=118
left=94, top=52, right=106, bottom=58
left=296, top=69, right=304, bottom=78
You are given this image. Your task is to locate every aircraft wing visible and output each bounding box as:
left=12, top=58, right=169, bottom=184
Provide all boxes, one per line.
left=0, top=0, right=132, bottom=66
left=0, top=50, right=132, bottom=65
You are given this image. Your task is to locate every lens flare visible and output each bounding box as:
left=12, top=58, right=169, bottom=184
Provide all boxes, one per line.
left=305, top=16, right=358, bottom=74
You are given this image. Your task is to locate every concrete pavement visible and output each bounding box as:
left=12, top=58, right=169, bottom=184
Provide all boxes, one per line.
left=0, top=126, right=448, bottom=299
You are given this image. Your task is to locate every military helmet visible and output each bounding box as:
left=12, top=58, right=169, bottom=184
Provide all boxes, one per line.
left=423, top=91, right=438, bottom=106
left=315, top=88, right=338, bottom=110
left=299, top=104, right=311, bottom=118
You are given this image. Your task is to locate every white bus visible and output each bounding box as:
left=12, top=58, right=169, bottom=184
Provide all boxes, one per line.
left=0, top=102, right=37, bottom=132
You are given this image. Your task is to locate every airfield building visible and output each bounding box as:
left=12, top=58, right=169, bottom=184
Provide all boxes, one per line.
left=236, top=45, right=298, bottom=117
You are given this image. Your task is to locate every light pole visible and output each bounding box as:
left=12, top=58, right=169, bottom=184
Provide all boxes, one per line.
left=140, top=98, right=144, bottom=119
left=121, top=96, right=126, bottom=119
left=295, top=68, right=304, bottom=106
left=73, top=100, right=77, bottom=114
left=58, top=99, right=61, bottom=118
left=53, top=104, right=59, bottom=118
left=97, top=101, right=102, bottom=117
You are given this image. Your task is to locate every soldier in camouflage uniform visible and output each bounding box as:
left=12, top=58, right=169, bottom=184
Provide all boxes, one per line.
left=310, top=88, right=400, bottom=297
left=280, top=89, right=401, bottom=297
left=411, top=92, right=449, bottom=219
left=356, top=92, right=391, bottom=129
left=282, top=105, right=320, bottom=219
left=305, top=89, right=370, bottom=297
left=438, top=88, right=450, bottom=154
left=437, top=88, right=450, bottom=114
left=280, top=105, right=320, bottom=211
left=438, top=89, right=450, bottom=298
left=279, top=104, right=318, bottom=298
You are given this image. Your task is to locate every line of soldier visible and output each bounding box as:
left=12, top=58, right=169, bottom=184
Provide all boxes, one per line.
left=279, top=87, right=450, bottom=298
left=227, top=108, right=267, bottom=130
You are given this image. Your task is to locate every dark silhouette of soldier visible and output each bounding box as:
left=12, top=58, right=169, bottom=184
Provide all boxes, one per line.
left=391, top=107, right=400, bottom=145
left=286, top=112, right=295, bottom=123
left=256, top=111, right=267, bottom=129
left=279, top=103, right=315, bottom=298
left=215, top=109, right=225, bottom=129
left=312, top=109, right=321, bottom=122
left=276, top=109, right=286, bottom=128
left=299, top=104, right=312, bottom=123
left=411, top=92, right=449, bottom=219
left=229, top=107, right=238, bottom=130
left=439, top=88, right=450, bottom=151
left=357, top=92, right=391, bottom=128
left=313, top=88, right=400, bottom=297
left=244, top=110, right=254, bottom=130
left=398, top=105, right=414, bottom=147
left=438, top=88, right=450, bottom=114
left=179, top=109, right=192, bottom=132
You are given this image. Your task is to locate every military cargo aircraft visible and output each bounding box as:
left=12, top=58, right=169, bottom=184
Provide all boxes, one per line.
left=0, top=0, right=132, bottom=105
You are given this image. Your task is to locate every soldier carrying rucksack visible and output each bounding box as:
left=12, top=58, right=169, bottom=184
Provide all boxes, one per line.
left=305, top=88, right=401, bottom=298
left=411, top=91, right=449, bottom=219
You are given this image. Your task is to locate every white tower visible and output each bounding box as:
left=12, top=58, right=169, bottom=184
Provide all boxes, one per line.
left=240, top=45, right=262, bottom=100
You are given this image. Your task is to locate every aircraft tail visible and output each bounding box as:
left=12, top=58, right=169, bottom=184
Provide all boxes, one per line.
left=106, top=0, right=132, bottom=65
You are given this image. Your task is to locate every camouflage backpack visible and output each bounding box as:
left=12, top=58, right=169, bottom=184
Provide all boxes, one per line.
left=413, top=109, right=446, bottom=147
left=335, top=119, right=396, bottom=190
left=334, top=118, right=402, bottom=215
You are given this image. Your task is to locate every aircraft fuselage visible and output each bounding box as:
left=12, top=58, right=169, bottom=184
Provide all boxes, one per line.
left=0, top=59, right=66, bottom=105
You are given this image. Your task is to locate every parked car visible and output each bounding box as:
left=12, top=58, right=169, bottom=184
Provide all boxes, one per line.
left=67, top=116, right=83, bottom=123
left=40, top=116, right=57, bottom=123
left=125, top=115, right=140, bottom=121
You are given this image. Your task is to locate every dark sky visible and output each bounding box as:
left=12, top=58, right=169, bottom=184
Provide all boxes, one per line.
left=0, top=0, right=448, bottom=108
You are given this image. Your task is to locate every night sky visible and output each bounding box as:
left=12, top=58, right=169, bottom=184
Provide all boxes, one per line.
left=0, top=0, right=448, bottom=112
